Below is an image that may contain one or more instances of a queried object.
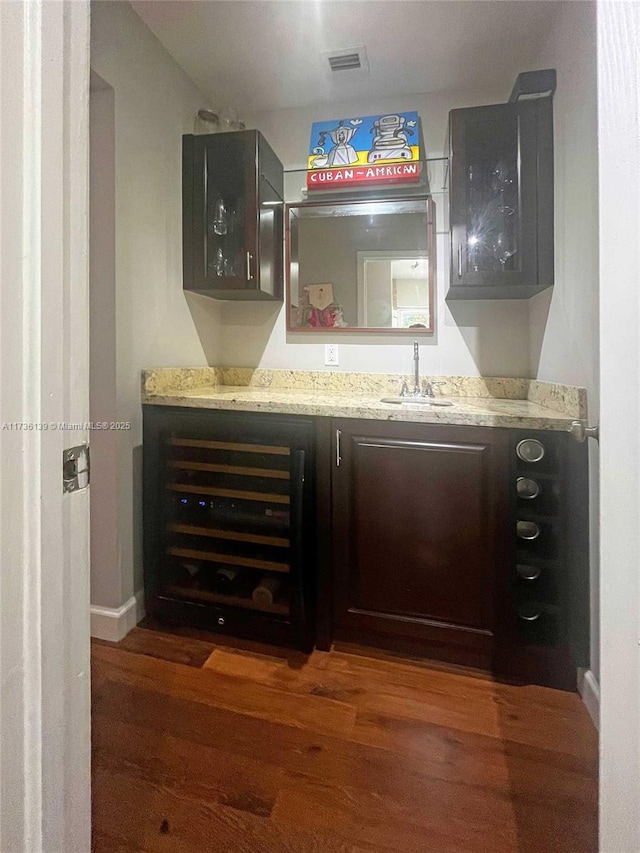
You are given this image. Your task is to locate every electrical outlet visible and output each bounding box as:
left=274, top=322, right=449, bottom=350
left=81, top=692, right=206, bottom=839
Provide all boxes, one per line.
left=325, top=344, right=339, bottom=366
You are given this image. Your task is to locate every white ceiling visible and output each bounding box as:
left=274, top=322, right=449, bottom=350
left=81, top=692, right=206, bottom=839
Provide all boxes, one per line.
left=130, top=0, right=561, bottom=114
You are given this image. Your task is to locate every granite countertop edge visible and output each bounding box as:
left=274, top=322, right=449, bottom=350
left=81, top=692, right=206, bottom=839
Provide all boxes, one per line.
left=142, top=386, right=578, bottom=432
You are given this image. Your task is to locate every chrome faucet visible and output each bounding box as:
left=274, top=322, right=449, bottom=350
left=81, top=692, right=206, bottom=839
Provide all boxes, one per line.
left=399, top=341, right=442, bottom=398
left=402, top=340, right=429, bottom=397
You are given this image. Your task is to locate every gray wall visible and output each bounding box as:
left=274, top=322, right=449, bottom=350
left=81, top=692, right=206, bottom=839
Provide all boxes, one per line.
left=90, top=1, right=222, bottom=609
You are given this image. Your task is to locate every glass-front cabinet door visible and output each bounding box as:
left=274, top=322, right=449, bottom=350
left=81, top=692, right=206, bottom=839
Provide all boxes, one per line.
left=205, top=134, right=255, bottom=287
left=183, top=130, right=284, bottom=301
left=448, top=99, right=554, bottom=300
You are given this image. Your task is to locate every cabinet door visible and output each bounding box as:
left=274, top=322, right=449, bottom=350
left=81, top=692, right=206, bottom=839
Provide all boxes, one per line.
left=183, top=131, right=284, bottom=300
left=332, top=419, right=509, bottom=665
left=183, top=132, right=258, bottom=294
left=448, top=99, right=553, bottom=299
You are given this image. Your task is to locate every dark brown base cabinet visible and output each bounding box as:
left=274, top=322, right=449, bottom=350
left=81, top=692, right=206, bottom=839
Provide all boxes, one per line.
left=330, top=420, right=510, bottom=670
left=324, top=419, right=588, bottom=690
left=143, top=409, right=588, bottom=691
left=143, top=406, right=316, bottom=650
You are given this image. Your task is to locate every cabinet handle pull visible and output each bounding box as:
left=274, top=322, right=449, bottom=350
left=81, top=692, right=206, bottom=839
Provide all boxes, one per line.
left=246, top=251, right=254, bottom=281
left=457, top=245, right=463, bottom=277
left=336, top=429, right=341, bottom=467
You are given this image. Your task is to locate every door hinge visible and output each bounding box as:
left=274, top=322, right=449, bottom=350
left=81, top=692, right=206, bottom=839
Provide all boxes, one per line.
left=63, top=444, right=90, bottom=493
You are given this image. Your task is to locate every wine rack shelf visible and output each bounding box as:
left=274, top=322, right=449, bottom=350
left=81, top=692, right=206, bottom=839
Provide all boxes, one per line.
left=168, top=460, right=290, bottom=480
left=167, top=523, right=290, bottom=548
left=167, top=483, right=290, bottom=505
left=163, top=585, right=289, bottom=616
left=167, top=546, right=290, bottom=574
left=168, top=437, right=291, bottom=456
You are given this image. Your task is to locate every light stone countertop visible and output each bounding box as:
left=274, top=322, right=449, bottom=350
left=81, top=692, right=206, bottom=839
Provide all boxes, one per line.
left=143, top=384, right=579, bottom=432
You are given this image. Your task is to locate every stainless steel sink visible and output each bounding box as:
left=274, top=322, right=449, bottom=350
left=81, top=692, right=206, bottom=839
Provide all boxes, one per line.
left=380, top=397, right=454, bottom=406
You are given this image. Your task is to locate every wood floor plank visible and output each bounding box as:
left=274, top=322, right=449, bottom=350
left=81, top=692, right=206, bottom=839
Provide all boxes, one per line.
left=93, top=628, right=216, bottom=668
left=92, top=832, right=149, bottom=853
left=91, top=629, right=598, bottom=853
left=271, top=759, right=595, bottom=853
left=93, top=715, right=284, bottom=818
left=93, top=677, right=508, bottom=810
left=271, top=774, right=519, bottom=853
left=491, top=681, right=599, bottom=757
left=93, top=765, right=355, bottom=853
left=204, top=646, right=502, bottom=729
left=92, top=642, right=357, bottom=739
left=186, top=646, right=597, bottom=808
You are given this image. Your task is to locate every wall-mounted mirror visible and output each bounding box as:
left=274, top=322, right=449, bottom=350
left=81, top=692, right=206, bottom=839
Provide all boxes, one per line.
left=286, top=196, right=435, bottom=333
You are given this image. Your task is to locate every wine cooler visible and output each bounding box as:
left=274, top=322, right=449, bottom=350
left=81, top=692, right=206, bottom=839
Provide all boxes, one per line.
left=143, top=406, right=315, bottom=649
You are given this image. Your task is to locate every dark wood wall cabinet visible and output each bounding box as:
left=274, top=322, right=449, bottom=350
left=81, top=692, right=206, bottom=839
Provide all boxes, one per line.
left=182, top=129, right=284, bottom=301
left=143, top=408, right=588, bottom=691
left=447, top=70, right=555, bottom=300
left=143, top=406, right=315, bottom=649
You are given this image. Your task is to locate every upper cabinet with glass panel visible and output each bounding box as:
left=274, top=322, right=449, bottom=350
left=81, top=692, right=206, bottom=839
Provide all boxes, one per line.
left=183, top=130, right=284, bottom=301
left=286, top=191, right=436, bottom=334
left=447, top=83, right=555, bottom=300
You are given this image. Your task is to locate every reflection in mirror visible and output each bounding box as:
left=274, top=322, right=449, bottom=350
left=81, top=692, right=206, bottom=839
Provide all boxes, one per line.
left=286, top=197, right=435, bottom=333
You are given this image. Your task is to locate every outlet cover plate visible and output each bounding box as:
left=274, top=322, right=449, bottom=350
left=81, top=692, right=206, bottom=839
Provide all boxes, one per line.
left=325, top=344, right=339, bottom=366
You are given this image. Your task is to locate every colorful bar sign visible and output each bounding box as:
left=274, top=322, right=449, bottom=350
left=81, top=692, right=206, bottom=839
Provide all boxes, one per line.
left=307, top=112, right=421, bottom=191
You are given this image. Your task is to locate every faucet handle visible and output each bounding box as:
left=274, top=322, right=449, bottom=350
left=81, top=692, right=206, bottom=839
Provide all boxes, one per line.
left=421, top=380, right=434, bottom=398
left=427, top=380, right=446, bottom=396
left=399, top=379, right=410, bottom=397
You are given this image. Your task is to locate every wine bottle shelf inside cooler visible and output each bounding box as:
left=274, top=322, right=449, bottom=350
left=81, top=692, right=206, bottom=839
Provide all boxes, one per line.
left=168, top=437, right=291, bottom=456
left=167, top=546, right=290, bottom=574
left=168, top=459, right=290, bottom=480
left=168, top=482, right=290, bottom=504
left=162, top=433, right=295, bottom=620
left=167, top=522, right=290, bottom=548
left=162, top=584, right=290, bottom=616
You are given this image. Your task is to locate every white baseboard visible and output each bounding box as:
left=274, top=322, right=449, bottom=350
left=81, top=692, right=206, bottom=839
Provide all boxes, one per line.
left=90, top=590, right=145, bottom=642
left=578, top=667, right=600, bottom=730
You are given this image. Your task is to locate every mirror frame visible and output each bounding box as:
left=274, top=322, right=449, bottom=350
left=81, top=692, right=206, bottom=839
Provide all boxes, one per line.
left=285, top=194, right=436, bottom=335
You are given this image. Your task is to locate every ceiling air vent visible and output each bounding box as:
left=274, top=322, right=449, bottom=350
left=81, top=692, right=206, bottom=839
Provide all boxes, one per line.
left=324, top=46, right=370, bottom=77
left=328, top=52, right=362, bottom=72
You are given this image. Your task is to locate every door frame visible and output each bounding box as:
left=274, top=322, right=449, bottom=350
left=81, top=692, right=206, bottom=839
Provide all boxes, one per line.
left=597, top=1, right=640, bottom=850
left=1, top=1, right=639, bottom=850
left=0, top=1, right=91, bottom=849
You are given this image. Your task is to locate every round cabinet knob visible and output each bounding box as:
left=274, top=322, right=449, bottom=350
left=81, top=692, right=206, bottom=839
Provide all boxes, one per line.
left=516, top=438, right=545, bottom=463
left=217, top=616, right=225, bottom=626
left=517, top=520, right=541, bottom=540
left=517, top=564, right=542, bottom=581
left=517, top=477, right=541, bottom=500
left=518, top=602, right=543, bottom=622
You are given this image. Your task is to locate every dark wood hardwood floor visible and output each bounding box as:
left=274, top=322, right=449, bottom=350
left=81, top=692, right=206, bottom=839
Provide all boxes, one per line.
left=91, top=624, right=598, bottom=853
